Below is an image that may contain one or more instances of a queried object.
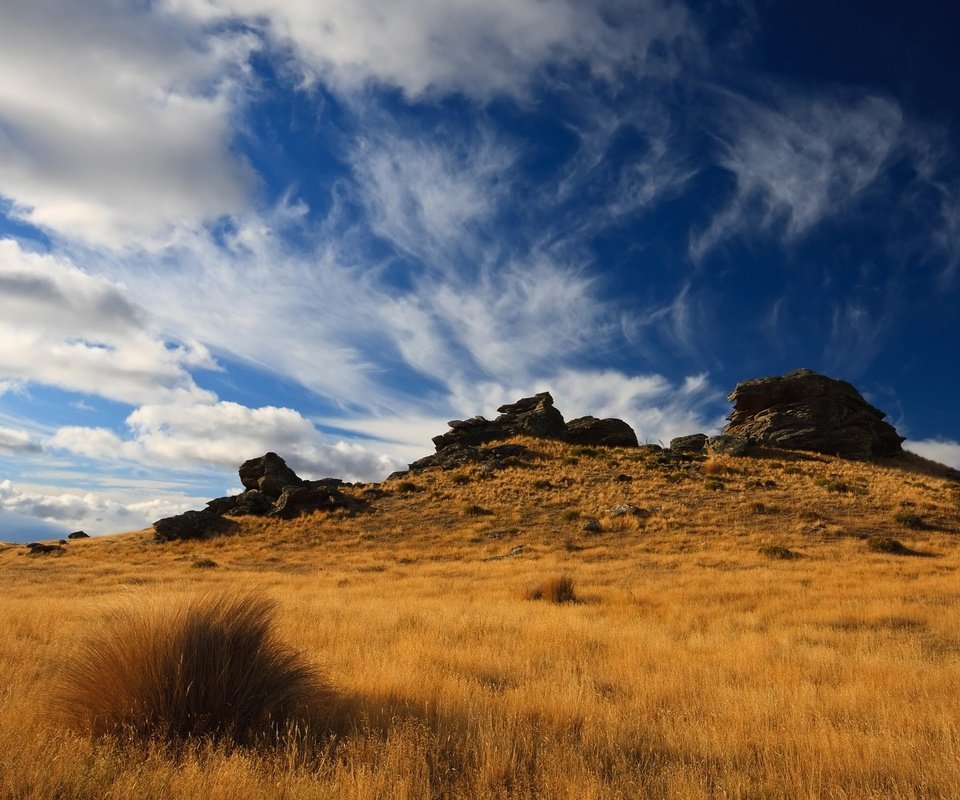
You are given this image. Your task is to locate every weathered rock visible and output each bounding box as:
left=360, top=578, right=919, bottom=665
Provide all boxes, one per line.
left=271, top=482, right=350, bottom=520
left=26, top=542, right=65, bottom=555
left=582, top=519, right=602, bottom=534
left=723, top=369, right=904, bottom=459
left=67, top=530, right=89, bottom=539
left=238, top=452, right=303, bottom=499
left=153, top=509, right=237, bottom=543
left=408, top=443, right=528, bottom=473
left=432, top=392, right=566, bottom=451
left=670, top=433, right=707, bottom=453
left=706, top=434, right=751, bottom=456
left=566, top=416, right=639, bottom=447
left=607, top=504, right=651, bottom=518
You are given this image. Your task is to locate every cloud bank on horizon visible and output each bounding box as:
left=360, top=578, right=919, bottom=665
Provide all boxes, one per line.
left=1, top=0, right=958, bottom=536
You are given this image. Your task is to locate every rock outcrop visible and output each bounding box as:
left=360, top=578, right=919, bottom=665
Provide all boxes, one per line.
left=566, top=416, right=639, bottom=448
left=431, top=392, right=566, bottom=451
left=421, top=392, right=637, bottom=472
left=669, top=433, right=707, bottom=453
left=154, top=454, right=354, bottom=542
left=238, top=452, right=304, bottom=498
left=722, top=368, right=905, bottom=459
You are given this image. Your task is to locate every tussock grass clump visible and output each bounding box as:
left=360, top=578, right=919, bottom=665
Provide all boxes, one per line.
left=867, top=535, right=912, bottom=555
left=393, top=480, right=419, bottom=493
left=462, top=504, right=493, bottom=516
left=758, top=544, right=795, bottom=560
left=894, top=510, right=923, bottom=529
left=525, top=575, right=577, bottom=604
left=191, top=558, right=218, bottom=569
left=54, top=592, right=335, bottom=746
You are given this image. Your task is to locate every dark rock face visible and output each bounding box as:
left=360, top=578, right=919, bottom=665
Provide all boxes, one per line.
left=153, top=509, right=237, bottom=543
left=566, top=416, right=639, bottom=447
left=669, top=433, right=707, bottom=453
left=272, top=481, right=349, bottom=520
left=154, top=454, right=352, bottom=542
left=238, top=452, right=303, bottom=499
left=67, top=530, right=89, bottom=539
left=408, top=443, right=529, bottom=473
left=432, top=392, right=566, bottom=451
left=426, top=392, right=638, bottom=465
left=706, top=434, right=750, bottom=456
left=26, top=542, right=65, bottom=555
left=723, top=369, right=905, bottom=459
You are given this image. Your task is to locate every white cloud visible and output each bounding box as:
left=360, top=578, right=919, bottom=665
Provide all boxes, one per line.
left=0, top=426, right=43, bottom=456
left=904, top=439, right=960, bottom=471
left=0, top=478, right=203, bottom=536
left=166, top=0, right=694, bottom=100
left=0, top=239, right=216, bottom=405
left=692, top=92, right=904, bottom=258
left=51, top=399, right=405, bottom=482
left=0, top=0, right=256, bottom=247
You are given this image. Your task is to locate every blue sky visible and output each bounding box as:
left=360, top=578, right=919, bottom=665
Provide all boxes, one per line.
left=1, top=0, right=959, bottom=539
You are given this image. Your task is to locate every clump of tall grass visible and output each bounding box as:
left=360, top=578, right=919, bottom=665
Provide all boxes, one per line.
left=54, top=592, right=336, bottom=746
left=525, top=575, right=578, bottom=604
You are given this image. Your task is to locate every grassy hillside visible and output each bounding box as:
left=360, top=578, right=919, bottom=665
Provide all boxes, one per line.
left=2, top=439, right=959, bottom=799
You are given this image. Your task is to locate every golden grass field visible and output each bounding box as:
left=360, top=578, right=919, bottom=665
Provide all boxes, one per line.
left=1, top=438, right=959, bottom=799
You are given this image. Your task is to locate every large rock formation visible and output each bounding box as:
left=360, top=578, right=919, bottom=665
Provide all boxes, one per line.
left=722, top=368, right=904, bottom=459
left=418, top=392, right=638, bottom=473
left=431, top=392, right=566, bottom=451
left=566, top=416, right=639, bottom=448
left=154, top=454, right=353, bottom=542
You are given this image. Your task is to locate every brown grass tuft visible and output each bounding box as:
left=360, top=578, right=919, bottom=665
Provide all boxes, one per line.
left=53, top=592, right=336, bottom=746
left=525, top=575, right=577, bottom=604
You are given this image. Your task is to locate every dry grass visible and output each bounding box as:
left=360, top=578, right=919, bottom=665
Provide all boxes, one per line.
left=524, top=574, right=577, bottom=603
left=1, top=437, right=959, bottom=798
left=53, top=592, right=335, bottom=746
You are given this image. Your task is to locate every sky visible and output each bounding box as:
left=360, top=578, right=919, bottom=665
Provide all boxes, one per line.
left=1, top=0, right=959, bottom=539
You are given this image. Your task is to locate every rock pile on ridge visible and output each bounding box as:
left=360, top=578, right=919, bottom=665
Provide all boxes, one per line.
left=404, top=392, right=638, bottom=473
left=153, top=452, right=353, bottom=542
left=721, top=368, right=905, bottom=459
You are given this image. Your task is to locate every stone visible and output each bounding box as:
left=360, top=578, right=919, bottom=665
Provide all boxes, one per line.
left=566, top=416, right=639, bottom=447
left=431, top=392, right=566, bottom=451
left=408, top=443, right=528, bottom=473
left=237, top=452, right=303, bottom=499
left=153, top=509, right=237, bottom=543
left=670, top=433, right=707, bottom=453
left=26, top=542, right=65, bottom=555
left=582, top=519, right=602, bottom=534
left=607, top=504, right=651, bottom=518
left=271, top=483, right=350, bottom=520
left=723, top=369, right=905, bottom=459
left=67, top=530, right=89, bottom=539
left=706, top=434, right=751, bottom=456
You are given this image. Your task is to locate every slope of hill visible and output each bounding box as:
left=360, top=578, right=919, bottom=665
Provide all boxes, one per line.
left=1, top=438, right=959, bottom=799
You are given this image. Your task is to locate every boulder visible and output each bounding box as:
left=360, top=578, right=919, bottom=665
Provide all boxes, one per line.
left=723, top=369, right=904, bottom=459
left=26, top=542, right=65, bottom=555
left=706, top=434, right=751, bottom=456
left=67, top=530, right=90, bottom=539
left=408, top=443, right=528, bottom=472
left=669, top=433, right=707, bottom=453
left=566, top=416, right=639, bottom=447
left=238, top=452, right=303, bottom=499
left=271, top=481, right=350, bottom=520
left=431, top=392, right=566, bottom=451
left=153, top=509, right=237, bottom=543
left=205, top=490, right=275, bottom=518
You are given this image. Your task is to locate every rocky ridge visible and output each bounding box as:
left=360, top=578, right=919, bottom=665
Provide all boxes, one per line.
left=153, top=453, right=354, bottom=542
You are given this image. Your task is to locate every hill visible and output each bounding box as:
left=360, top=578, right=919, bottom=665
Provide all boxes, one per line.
left=1, top=431, right=959, bottom=799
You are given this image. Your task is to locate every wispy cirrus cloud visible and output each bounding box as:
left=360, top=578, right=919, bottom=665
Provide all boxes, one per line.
left=692, top=91, right=904, bottom=259
left=165, top=0, right=696, bottom=100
